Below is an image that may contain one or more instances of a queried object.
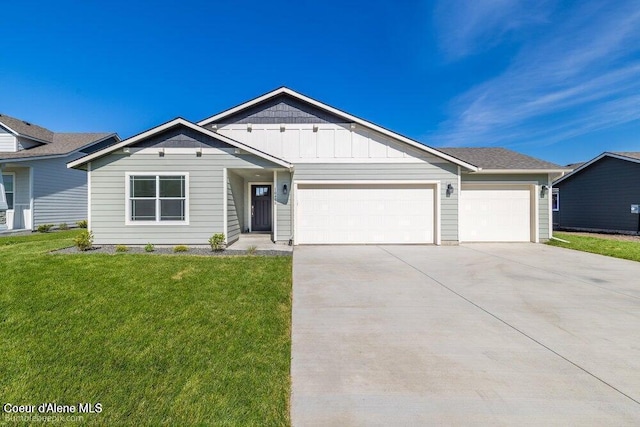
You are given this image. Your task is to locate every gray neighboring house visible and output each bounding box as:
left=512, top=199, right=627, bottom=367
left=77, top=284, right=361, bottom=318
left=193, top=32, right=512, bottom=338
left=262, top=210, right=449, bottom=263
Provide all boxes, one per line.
left=0, top=114, right=118, bottom=231
left=68, top=87, right=568, bottom=245
left=553, top=152, right=640, bottom=234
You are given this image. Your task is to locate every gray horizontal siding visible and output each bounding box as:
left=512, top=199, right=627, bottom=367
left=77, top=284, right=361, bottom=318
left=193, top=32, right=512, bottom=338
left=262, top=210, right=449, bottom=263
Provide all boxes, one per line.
left=90, top=151, right=282, bottom=244
left=462, top=173, right=551, bottom=240
left=293, top=162, right=459, bottom=242
left=227, top=171, right=244, bottom=243
left=31, top=153, right=88, bottom=226
left=0, top=134, right=15, bottom=152
left=276, top=171, right=292, bottom=241
left=555, top=157, right=640, bottom=232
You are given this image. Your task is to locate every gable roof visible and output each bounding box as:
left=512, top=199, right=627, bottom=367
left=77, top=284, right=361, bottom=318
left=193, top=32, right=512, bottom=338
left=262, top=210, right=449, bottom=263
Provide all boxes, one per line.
left=437, top=147, right=568, bottom=173
left=0, top=113, right=54, bottom=143
left=68, top=118, right=293, bottom=169
left=0, top=133, right=117, bottom=161
left=198, top=87, right=480, bottom=171
left=554, top=151, right=640, bottom=184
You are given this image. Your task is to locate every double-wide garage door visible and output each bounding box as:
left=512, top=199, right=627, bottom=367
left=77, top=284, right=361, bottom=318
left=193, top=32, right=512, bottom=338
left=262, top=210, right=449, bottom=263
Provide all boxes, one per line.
left=296, top=183, right=435, bottom=244
left=459, top=185, right=534, bottom=242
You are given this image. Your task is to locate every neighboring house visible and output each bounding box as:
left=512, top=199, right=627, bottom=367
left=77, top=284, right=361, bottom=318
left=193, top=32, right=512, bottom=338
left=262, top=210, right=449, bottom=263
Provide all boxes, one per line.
left=68, top=87, right=567, bottom=245
left=0, top=114, right=118, bottom=231
left=553, top=152, right=640, bottom=234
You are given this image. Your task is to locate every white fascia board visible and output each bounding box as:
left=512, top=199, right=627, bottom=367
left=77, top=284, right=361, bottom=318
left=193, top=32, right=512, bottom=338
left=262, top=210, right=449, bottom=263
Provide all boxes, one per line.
left=67, top=118, right=292, bottom=169
left=469, top=168, right=571, bottom=174
left=0, top=122, right=20, bottom=136
left=554, top=152, right=640, bottom=185
left=198, top=87, right=479, bottom=171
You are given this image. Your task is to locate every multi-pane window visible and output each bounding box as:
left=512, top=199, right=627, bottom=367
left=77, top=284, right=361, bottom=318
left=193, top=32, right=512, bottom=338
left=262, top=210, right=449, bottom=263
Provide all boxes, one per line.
left=2, top=174, right=13, bottom=209
left=129, top=175, right=187, bottom=222
left=552, top=189, right=559, bottom=211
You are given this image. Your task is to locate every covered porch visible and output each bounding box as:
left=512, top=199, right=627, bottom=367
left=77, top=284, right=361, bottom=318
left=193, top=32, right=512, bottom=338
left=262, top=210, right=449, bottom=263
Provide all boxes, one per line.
left=0, top=164, right=32, bottom=231
left=226, top=167, right=292, bottom=245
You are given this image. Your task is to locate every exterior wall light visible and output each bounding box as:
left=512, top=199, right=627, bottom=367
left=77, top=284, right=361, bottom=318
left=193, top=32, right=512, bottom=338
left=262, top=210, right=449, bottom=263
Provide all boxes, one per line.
left=446, top=183, right=454, bottom=196
left=541, top=185, right=549, bottom=197
left=283, top=184, right=288, bottom=195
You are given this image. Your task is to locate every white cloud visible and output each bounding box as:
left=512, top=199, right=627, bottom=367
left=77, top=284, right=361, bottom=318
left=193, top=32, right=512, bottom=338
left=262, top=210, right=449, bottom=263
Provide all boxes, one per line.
left=435, top=0, right=554, bottom=60
left=433, top=0, right=640, bottom=148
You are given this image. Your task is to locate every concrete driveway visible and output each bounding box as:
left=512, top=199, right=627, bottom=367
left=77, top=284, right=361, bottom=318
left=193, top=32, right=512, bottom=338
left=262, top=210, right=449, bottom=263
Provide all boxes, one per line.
left=292, top=244, right=640, bottom=426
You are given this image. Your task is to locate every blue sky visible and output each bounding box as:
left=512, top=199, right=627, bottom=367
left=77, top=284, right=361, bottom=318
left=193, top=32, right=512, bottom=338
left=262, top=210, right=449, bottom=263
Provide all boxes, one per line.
left=1, top=0, right=639, bottom=165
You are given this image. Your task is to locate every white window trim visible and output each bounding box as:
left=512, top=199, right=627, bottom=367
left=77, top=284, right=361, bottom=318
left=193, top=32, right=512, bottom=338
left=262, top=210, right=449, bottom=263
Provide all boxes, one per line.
left=552, top=189, right=560, bottom=212
left=2, top=172, right=15, bottom=211
left=125, top=172, right=190, bottom=226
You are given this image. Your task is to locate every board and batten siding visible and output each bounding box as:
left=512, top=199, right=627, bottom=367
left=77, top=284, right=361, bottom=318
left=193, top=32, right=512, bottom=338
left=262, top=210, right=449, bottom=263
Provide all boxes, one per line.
left=461, top=173, right=551, bottom=240
left=90, top=150, right=284, bottom=245
left=217, top=123, right=441, bottom=164
left=31, top=153, right=89, bottom=226
left=292, top=162, right=460, bottom=242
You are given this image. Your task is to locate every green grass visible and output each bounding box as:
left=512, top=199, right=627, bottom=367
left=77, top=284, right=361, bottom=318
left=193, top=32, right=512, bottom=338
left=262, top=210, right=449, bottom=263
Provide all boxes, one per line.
left=547, top=232, right=640, bottom=262
left=0, top=231, right=292, bottom=426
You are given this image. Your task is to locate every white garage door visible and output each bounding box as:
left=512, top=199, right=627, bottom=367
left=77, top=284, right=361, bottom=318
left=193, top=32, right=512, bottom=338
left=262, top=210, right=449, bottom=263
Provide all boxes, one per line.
left=296, top=183, right=435, bottom=244
left=460, top=185, right=533, bottom=242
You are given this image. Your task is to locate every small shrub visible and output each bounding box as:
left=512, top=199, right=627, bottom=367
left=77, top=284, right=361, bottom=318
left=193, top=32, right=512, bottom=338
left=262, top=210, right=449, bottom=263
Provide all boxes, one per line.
left=74, top=230, right=94, bottom=251
left=144, top=243, right=155, bottom=253
left=37, top=224, right=53, bottom=233
left=209, top=233, right=226, bottom=251
left=174, top=245, right=189, bottom=253
left=76, top=220, right=88, bottom=229
left=115, top=245, right=129, bottom=253
left=58, top=223, right=69, bottom=230
left=246, top=245, right=257, bottom=255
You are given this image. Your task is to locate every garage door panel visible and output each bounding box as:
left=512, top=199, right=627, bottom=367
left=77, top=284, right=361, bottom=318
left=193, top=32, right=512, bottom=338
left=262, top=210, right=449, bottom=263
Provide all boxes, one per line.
left=460, top=186, right=532, bottom=242
left=296, top=184, right=434, bottom=244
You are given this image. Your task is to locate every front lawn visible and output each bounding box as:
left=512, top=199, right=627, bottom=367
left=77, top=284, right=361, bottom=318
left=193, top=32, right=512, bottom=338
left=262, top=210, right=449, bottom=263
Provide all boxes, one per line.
left=0, top=231, right=291, bottom=426
left=547, top=232, right=640, bottom=262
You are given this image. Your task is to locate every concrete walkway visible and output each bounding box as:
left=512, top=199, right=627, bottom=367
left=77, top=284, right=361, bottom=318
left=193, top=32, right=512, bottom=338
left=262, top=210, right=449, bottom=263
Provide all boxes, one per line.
left=292, top=244, right=640, bottom=426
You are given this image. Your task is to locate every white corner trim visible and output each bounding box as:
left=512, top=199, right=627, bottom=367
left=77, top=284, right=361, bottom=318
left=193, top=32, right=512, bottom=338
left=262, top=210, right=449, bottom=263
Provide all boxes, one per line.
left=124, top=172, right=190, bottom=226
left=28, top=168, right=34, bottom=230
left=273, top=170, right=278, bottom=243
left=223, top=168, right=228, bottom=242
left=457, top=166, right=461, bottom=242
left=87, top=162, right=92, bottom=230
left=533, top=184, right=540, bottom=243
left=435, top=181, right=442, bottom=246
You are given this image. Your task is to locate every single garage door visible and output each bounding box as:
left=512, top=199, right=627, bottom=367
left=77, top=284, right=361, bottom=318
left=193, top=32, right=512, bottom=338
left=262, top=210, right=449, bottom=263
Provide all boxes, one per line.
left=296, top=183, right=435, bottom=244
left=460, top=185, right=533, bottom=242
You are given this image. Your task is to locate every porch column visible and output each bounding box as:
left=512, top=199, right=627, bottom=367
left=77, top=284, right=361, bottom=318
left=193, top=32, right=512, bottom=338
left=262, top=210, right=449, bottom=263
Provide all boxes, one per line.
left=0, top=166, right=7, bottom=231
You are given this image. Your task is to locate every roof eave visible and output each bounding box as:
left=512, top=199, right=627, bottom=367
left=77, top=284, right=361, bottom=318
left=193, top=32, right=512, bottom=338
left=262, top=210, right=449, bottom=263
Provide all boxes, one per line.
left=468, top=168, right=572, bottom=174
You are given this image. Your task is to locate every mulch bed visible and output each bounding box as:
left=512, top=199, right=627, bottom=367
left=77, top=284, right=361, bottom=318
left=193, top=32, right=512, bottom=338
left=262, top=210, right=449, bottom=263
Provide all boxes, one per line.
left=51, top=245, right=292, bottom=257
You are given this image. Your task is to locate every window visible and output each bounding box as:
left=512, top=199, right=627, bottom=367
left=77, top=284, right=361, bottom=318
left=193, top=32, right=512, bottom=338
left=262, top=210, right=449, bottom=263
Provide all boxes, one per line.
left=2, top=174, right=13, bottom=210
left=127, top=174, right=188, bottom=223
left=552, top=189, right=559, bottom=211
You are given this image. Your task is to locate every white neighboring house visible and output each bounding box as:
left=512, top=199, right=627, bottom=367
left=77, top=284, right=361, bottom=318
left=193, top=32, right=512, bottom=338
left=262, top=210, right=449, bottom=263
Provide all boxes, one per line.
left=0, top=114, right=118, bottom=231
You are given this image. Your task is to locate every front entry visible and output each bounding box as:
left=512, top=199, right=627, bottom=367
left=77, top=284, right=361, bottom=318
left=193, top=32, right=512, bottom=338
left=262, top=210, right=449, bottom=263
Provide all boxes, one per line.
left=251, top=184, right=272, bottom=232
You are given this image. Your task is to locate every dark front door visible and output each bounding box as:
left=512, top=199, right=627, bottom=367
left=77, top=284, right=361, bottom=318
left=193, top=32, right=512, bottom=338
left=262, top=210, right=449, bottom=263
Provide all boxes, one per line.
left=251, top=185, right=272, bottom=232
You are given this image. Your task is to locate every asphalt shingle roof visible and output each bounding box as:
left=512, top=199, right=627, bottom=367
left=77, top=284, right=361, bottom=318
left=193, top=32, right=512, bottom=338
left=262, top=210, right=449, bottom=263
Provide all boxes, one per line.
left=611, top=152, right=640, bottom=161
left=437, top=147, right=564, bottom=170
left=0, top=114, right=54, bottom=142
left=0, top=113, right=115, bottom=160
